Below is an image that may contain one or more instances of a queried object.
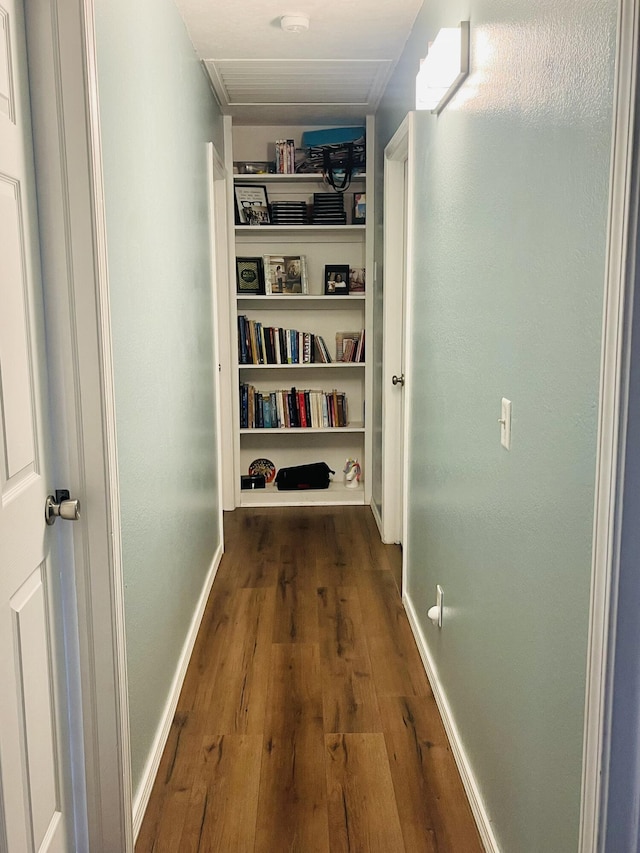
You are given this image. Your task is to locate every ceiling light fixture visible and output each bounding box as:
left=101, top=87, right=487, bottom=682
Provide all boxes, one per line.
left=416, top=21, right=470, bottom=114
left=280, top=14, right=310, bottom=34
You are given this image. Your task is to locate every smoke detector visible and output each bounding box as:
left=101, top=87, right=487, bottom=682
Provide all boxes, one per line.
left=280, top=14, right=310, bottom=33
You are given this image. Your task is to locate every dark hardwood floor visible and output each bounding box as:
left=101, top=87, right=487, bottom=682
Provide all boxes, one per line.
left=136, top=506, right=483, bottom=852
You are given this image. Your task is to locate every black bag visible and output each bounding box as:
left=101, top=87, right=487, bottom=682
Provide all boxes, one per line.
left=275, top=462, right=335, bottom=491
left=301, top=142, right=365, bottom=191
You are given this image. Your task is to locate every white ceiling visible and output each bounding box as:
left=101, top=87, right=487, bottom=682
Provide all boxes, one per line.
left=175, top=0, right=424, bottom=124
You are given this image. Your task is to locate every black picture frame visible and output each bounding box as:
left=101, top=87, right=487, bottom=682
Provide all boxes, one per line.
left=324, top=265, right=350, bottom=296
left=236, top=257, right=265, bottom=294
left=234, top=184, right=270, bottom=225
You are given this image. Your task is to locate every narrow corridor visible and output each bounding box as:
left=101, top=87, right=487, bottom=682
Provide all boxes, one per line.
left=136, top=507, right=482, bottom=852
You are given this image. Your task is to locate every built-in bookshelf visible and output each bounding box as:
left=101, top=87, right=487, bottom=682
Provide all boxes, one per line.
left=227, top=120, right=374, bottom=507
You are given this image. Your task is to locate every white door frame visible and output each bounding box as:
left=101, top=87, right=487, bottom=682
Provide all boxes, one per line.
left=25, top=0, right=132, bottom=849
left=580, top=0, right=639, bottom=848
left=382, top=113, right=415, bottom=550
left=208, top=143, right=232, bottom=523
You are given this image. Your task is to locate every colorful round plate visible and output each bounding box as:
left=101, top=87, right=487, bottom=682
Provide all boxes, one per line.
left=248, top=458, right=276, bottom=484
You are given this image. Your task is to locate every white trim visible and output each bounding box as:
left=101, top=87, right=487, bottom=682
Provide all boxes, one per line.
left=132, top=545, right=223, bottom=839
left=370, top=497, right=384, bottom=539
left=207, top=141, right=230, bottom=528
left=381, top=113, right=413, bottom=545
left=24, top=0, right=132, bottom=848
left=400, top=116, right=418, bottom=592
left=364, top=113, right=375, bottom=505
left=403, top=591, right=500, bottom=853
left=580, top=0, right=639, bottom=849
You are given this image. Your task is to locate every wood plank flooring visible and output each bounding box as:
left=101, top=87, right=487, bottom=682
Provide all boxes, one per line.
left=136, top=506, right=483, bottom=853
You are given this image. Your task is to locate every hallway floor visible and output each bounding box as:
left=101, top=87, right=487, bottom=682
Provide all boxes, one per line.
left=136, top=506, right=483, bottom=852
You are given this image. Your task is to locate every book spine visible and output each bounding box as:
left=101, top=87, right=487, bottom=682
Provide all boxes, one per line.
left=248, top=385, right=255, bottom=428
left=270, top=392, right=278, bottom=427
left=298, top=390, right=307, bottom=427
left=237, top=315, right=246, bottom=364
left=239, top=383, right=247, bottom=428
left=274, top=327, right=282, bottom=364
left=304, top=391, right=312, bottom=428
left=258, top=323, right=266, bottom=364
left=287, top=388, right=297, bottom=428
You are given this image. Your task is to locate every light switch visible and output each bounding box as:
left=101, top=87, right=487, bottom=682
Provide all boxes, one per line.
left=500, top=398, right=512, bottom=450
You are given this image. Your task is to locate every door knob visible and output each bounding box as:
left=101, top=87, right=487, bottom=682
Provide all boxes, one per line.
left=392, top=374, right=405, bottom=386
left=45, top=490, right=81, bottom=526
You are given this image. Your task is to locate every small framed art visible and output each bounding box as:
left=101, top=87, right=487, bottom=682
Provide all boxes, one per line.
left=324, top=265, right=350, bottom=295
left=236, top=257, right=265, bottom=294
left=234, top=184, right=270, bottom=225
left=353, top=192, right=366, bottom=224
left=264, top=255, right=308, bottom=294
left=349, top=267, right=365, bottom=293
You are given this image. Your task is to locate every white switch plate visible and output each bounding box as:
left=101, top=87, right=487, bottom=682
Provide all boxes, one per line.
left=500, top=398, right=512, bottom=450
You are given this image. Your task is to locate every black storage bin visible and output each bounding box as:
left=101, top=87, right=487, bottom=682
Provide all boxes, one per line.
left=275, top=462, right=334, bottom=491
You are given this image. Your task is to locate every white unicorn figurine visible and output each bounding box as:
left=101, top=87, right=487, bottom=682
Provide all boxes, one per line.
left=343, top=458, right=361, bottom=489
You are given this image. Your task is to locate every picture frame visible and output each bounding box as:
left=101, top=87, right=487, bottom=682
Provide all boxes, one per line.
left=236, top=257, right=265, bottom=294
left=353, top=192, right=366, bottom=224
left=349, top=267, right=366, bottom=293
left=264, top=255, right=308, bottom=294
left=234, top=184, right=270, bottom=225
left=324, top=264, right=350, bottom=296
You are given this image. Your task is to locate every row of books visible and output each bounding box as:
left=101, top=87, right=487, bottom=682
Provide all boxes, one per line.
left=240, top=384, right=348, bottom=429
left=336, top=330, right=365, bottom=363
left=238, top=315, right=332, bottom=364
left=275, top=139, right=296, bottom=174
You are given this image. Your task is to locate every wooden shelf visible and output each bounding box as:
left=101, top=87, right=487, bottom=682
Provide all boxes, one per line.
left=239, top=480, right=365, bottom=508
left=234, top=173, right=366, bottom=183
left=240, top=423, right=364, bottom=435
left=238, top=362, right=364, bottom=370
left=237, top=294, right=365, bottom=309
left=235, top=224, right=365, bottom=235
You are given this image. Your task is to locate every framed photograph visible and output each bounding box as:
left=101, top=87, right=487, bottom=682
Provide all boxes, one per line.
left=236, top=257, right=265, bottom=294
left=349, top=267, right=365, bottom=293
left=324, top=264, right=350, bottom=296
left=234, top=184, right=270, bottom=225
left=353, top=192, right=366, bottom=224
left=264, top=255, right=308, bottom=294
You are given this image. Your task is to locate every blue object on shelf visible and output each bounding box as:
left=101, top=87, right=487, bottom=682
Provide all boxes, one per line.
left=301, top=127, right=365, bottom=148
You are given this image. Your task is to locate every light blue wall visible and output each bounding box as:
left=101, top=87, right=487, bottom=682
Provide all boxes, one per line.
left=94, top=0, right=223, bottom=793
left=376, top=1, right=616, bottom=850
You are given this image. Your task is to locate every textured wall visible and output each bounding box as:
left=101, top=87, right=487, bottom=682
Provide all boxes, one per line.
left=94, top=0, right=223, bottom=794
left=376, top=0, right=616, bottom=850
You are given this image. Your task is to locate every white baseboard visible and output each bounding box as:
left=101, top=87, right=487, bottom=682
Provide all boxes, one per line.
left=370, top=499, right=384, bottom=539
left=132, top=542, right=224, bottom=838
left=403, top=591, right=501, bottom=853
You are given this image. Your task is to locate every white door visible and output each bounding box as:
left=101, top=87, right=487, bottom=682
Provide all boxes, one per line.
left=382, top=114, right=414, bottom=549
left=0, top=0, right=74, bottom=849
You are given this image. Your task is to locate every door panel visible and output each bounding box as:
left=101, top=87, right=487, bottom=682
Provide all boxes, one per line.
left=0, top=176, right=37, bottom=483
left=11, top=565, right=61, bottom=851
left=0, top=0, right=71, bottom=849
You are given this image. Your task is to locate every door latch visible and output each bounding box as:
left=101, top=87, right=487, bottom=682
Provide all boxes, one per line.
left=45, top=490, right=81, bottom=526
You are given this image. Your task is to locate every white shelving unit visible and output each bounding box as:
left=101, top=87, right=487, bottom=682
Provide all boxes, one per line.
left=225, top=120, right=374, bottom=508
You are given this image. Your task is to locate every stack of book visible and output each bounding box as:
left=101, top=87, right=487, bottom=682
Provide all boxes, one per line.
left=240, top=384, right=348, bottom=429
left=336, top=330, right=365, bottom=362
left=270, top=201, right=308, bottom=225
left=312, top=193, right=346, bottom=225
left=275, top=139, right=296, bottom=173
left=238, top=315, right=332, bottom=365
